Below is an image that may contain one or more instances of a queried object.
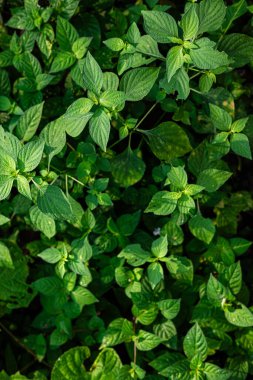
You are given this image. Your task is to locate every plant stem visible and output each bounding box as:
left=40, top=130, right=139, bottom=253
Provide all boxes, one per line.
left=134, top=102, right=158, bottom=131
left=0, top=321, right=51, bottom=369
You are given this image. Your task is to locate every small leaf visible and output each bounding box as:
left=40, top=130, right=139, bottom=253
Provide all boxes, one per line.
left=104, top=38, right=125, bottom=51
left=209, top=104, right=232, bottom=131
left=230, top=133, right=252, bottom=159
left=183, top=323, right=208, bottom=361
left=16, top=102, right=44, bottom=141
left=0, top=242, right=13, bottom=269
left=71, top=286, right=98, bottom=307
left=147, top=262, right=164, bottom=289
left=16, top=175, right=32, bottom=199
left=157, top=299, right=181, bottom=320
left=30, top=205, right=56, bottom=239
left=101, top=318, right=134, bottom=347
left=145, top=191, right=180, bottom=215
left=189, top=215, right=215, bottom=244
left=167, top=166, right=187, bottom=190
left=38, top=248, right=62, bottom=264
left=136, top=330, right=165, bottom=351
left=89, top=108, right=110, bottom=151
left=166, top=46, right=184, bottom=83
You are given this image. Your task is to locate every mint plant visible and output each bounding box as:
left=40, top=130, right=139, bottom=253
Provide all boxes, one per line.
left=1, top=0, right=253, bottom=379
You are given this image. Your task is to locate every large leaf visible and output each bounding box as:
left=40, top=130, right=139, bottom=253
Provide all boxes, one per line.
left=56, top=16, right=79, bottom=51
left=183, top=323, right=208, bottom=361
left=37, top=185, right=73, bottom=220
left=82, top=52, right=103, bottom=95
left=181, top=6, right=199, bottom=40
left=51, top=346, right=90, bottom=380
left=141, top=10, right=178, bottom=43
left=62, top=98, right=94, bottom=138
left=189, top=214, right=215, bottom=244
left=197, top=168, right=232, bottom=192
left=197, top=0, right=226, bottom=34
left=119, top=67, right=160, bottom=101
left=142, top=122, right=192, bottom=161
left=17, top=139, right=44, bottom=172
left=30, top=205, right=56, bottom=238
left=111, top=147, right=146, bottom=187
left=219, top=33, right=253, bottom=67
left=225, top=303, right=253, bottom=327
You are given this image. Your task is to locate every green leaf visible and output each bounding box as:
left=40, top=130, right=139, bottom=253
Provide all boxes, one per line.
left=50, top=51, right=76, bottom=73
left=99, top=90, right=125, bottom=110
left=197, top=0, right=226, bottom=34
left=38, top=248, right=62, bottom=264
left=136, top=35, right=164, bottom=60
left=16, top=102, right=44, bottom=141
left=136, top=330, right=165, bottom=351
left=230, top=133, right=252, bottom=159
left=0, top=242, right=14, bottom=269
left=33, top=276, right=63, bottom=296
left=30, top=205, right=56, bottom=239
left=190, top=44, right=229, bottom=70
left=0, top=176, right=14, bottom=201
left=230, top=238, right=252, bottom=256
left=14, top=52, right=42, bottom=78
left=157, top=299, right=181, bottom=320
left=62, top=98, right=94, bottom=138
left=101, top=318, right=134, bottom=347
left=147, top=262, right=164, bottom=289
left=181, top=6, right=199, bottom=40
left=37, top=185, right=73, bottom=220
left=102, top=72, right=119, bottom=91
left=219, top=33, right=253, bottom=67
left=177, top=194, right=195, bottom=214
left=72, top=37, right=92, bottom=59
left=197, top=169, right=232, bottom=192
left=204, top=363, right=231, bottom=380
left=91, top=348, right=122, bottom=380
left=141, top=10, right=178, bottom=43
left=16, top=175, right=31, bottom=200
left=56, top=16, right=79, bottom=51
left=206, top=274, right=229, bottom=306
left=209, top=104, right=232, bottom=131
left=227, top=262, right=242, bottom=295
left=151, top=235, right=168, bottom=258
left=0, top=148, right=16, bottom=174
left=71, top=287, right=98, bottom=307
left=225, top=303, right=253, bottom=327
left=143, top=122, right=192, bottom=161
left=103, top=38, right=125, bottom=51
left=82, top=52, right=103, bottom=95
left=118, top=244, right=150, bottom=267
left=166, top=255, right=194, bottom=284
left=166, top=166, right=188, bottom=190
left=119, top=67, right=160, bottom=102
left=183, top=323, right=208, bottom=361
left=51, top=346, right=90, bottom=380
left=166, top=46, right=184, bottom=83
left=89, top=108, right=110, bottom=151
left=189, top=215, right=215, bottom=244
left=231, top=117, right=248, bottom=133
left=0, top=214, right=10, bottom=226
left=111, top=147, right=146, bottom=187
left=18, top=139, right=44, bottom=172
left=145, top=191, right=180, bottom=215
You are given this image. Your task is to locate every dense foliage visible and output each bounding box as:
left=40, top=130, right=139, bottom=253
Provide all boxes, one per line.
left=1, top=0, right=253, bottom=378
